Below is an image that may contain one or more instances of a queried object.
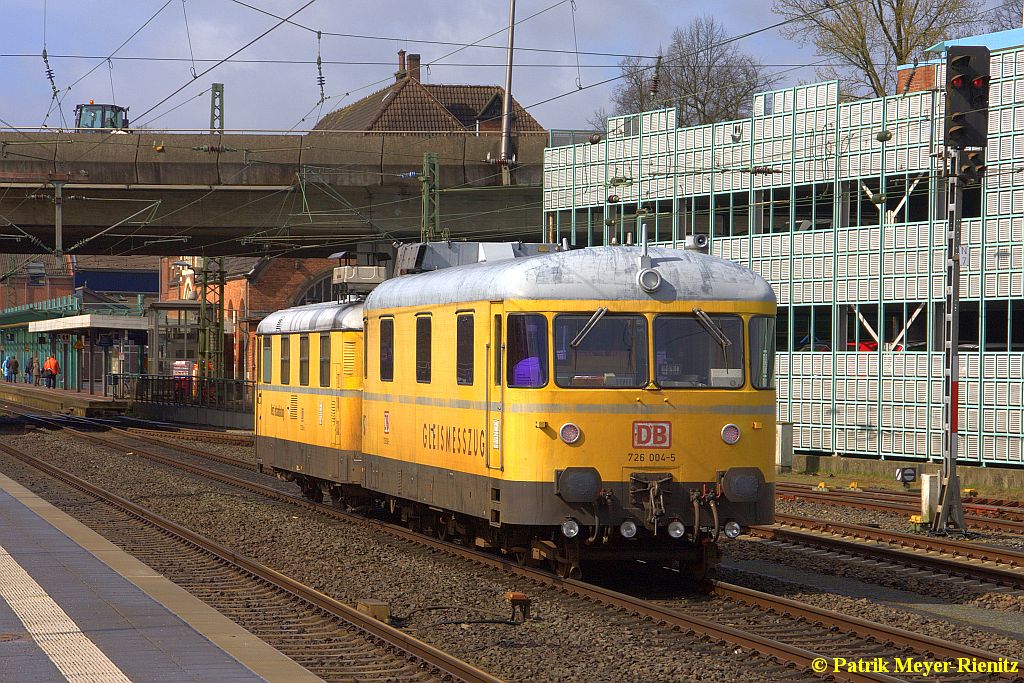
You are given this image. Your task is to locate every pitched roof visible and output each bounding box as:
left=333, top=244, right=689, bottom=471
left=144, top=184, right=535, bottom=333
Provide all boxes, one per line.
left=1, top=254, right=70, bottom=278
left=313, top=79, right=544, bottom=133
left=72, top=255, right=160, bottom=271
left=222, top=256, right=264, bottom=277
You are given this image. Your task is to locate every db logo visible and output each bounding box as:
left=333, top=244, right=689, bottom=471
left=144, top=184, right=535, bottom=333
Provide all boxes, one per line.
left=633, top=421, right=671, bottom=448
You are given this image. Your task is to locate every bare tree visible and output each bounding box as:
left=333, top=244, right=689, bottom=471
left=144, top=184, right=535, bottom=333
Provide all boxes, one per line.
left=585, top=106, right=610, bottom=133
left=599, top=16, right=777, bottom=128
left=773, top=0, right=983, bottom=98
left=663, top=17, right=779, bottom=126
left=991, top=0, right=1024, bottom=30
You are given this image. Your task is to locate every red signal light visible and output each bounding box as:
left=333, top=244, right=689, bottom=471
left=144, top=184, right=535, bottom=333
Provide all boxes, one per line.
left=951, top=75, right=966, bottom=88
left=972, top=76, right=988, bottom=89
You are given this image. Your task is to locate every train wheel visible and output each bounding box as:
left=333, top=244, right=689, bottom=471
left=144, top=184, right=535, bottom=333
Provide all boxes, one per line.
left=435, top=516, right=449, bottom=541
left=554, top=560, right=582, bottom=579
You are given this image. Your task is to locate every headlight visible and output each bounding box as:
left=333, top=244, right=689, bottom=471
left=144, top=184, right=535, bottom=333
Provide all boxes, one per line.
left=561, top=518, right=580, bottom=538
left=724, top=521, right=742, bottom=539
left=721, top=423, right=741, bottom=445
left=637, top=267, right=662, bottom=293
left=559, top=422, right=582, bottom=444
left=667, top=519, right=686, bottom=539
left=619, top=519, right=638, bottom=539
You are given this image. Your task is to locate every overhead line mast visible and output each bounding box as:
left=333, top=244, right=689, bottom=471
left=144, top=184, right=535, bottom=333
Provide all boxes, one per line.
left=499, top=0, right=516, bottom=186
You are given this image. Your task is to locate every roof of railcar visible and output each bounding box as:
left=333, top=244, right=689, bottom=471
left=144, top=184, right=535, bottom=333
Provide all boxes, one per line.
left=256, top=301, right=364, bottom=334
left=365, top=246, right=775, bottom=310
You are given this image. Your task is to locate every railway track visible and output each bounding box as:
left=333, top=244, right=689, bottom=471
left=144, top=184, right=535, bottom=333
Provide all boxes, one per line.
left=7, top=408, right=1019, bottom=682
left=751, top=513, right=1024, bottom=589
left=778, top=481, right=1024, bottom=521
left=1, top=405, right=260, bottom=474
left=0, top=439, right=498, bottom=683
left=30, top=410, right=1024, bottom=590
left=120, top=425, right=254, bottom=446
left=777, top=482, right=1024, bottom=534
left=0, top=402, right=254, bottom=446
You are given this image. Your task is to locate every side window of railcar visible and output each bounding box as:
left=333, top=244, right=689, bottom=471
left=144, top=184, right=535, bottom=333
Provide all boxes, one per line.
left=379, top=318, right=394, bottom=382
left=653, top=314, right=744, bottom=388
left=319, top=333, right=331, bottom=387
left=750, top=316, right=777, bottom=389
left=416, top=315, right=432, bottom=383
left=506, top=314, right=548, bottom=388
left=280, top=335, right=290, bottom=385
left=553, top=314, right=648, bottom=388
left=362, top=318, right=368, bottom=379
left=299, top=334, right=310, bottom=386
left=456, top=313, right=474, bottom=385
left=493, top=315, right=502, bottom=385
left=262, top=336, right=272, bottom=383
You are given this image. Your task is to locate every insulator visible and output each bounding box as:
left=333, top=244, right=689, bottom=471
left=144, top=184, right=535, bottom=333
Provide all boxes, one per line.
left=46, top=68, right=55, bottom=80
left=317, top=75, right=325, bottom=87
left=649, top=55, right=662, bottom=97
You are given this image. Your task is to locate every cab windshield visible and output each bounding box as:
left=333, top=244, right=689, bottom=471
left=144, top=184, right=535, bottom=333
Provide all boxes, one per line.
left=553, top=314, right=648, bottom=388
left=654, top=314, right=744, bottom=388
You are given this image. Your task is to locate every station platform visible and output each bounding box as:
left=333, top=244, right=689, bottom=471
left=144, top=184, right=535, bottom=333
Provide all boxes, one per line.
left=0, top=472, right=320, bottom=682
left=0, top=382, right=127, bottom=417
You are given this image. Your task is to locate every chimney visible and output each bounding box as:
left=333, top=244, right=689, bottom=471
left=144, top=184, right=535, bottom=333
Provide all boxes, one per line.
left=396, top=49, right=407, bottom=82
left=408, top=53, right=421, bottom=82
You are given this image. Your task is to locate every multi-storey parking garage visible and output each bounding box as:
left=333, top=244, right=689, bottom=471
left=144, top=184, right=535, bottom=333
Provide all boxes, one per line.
left=543, top=29, right=1024, bottom=467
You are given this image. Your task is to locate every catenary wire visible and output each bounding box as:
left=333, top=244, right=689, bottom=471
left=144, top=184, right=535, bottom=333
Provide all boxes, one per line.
left=133, top=0, right=318, bottom=123
left=4, top=0, right=987, bottom=259
left=224, top=0, right=657, bottom=60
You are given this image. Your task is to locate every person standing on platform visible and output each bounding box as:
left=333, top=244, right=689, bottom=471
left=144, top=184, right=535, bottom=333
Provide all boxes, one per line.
left=44, top=354, right=60, bottom=389
left=23, top=356, right=34, bottom=384
left=7, top=356, right=18, bottom=383
left=1, top=356, right=10, bottom=382
left=32, top=355, right=41, bottom=386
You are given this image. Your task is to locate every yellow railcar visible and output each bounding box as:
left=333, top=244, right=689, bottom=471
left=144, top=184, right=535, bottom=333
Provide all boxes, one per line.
left=256, top=244, right=777, bottom=578
left=360, top=246, right=776, bottom=576
left=255, top=303, right=364, bottom=500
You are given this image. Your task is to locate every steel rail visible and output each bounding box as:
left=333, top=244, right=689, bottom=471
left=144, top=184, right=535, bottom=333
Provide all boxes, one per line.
left=775, top=483, right=1024, bottom=534
left=710, top=582, right=1018, bottom=666
left=0, top=439, right=501, bottom=683
left=14, top=411, right=1018, bottom=681
left=121, top=426, right=254, bottom=446
left=753, top=514, right=1024, bottom=588
left=5, top=407, right=259, bottom=473
left=779, top=481, right=1024, bottom=515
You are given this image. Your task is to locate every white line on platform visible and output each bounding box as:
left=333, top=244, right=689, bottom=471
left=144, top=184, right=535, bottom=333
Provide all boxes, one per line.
left=0, top=545, right=133, bottom=683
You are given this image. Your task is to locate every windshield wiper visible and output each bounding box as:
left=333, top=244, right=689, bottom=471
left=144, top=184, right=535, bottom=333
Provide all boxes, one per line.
left=570, top=306, right=608, bottom=348
left=692, top=307, right=731, bottom=362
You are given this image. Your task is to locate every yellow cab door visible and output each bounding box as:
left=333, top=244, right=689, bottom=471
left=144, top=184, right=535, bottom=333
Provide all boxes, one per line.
left=332, top=360, right=343, bottom=447
left=485, top=303, right=503, bottom=471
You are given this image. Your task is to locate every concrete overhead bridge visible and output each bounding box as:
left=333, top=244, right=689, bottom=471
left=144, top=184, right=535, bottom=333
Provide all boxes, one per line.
left=0, top=129, right=545, bottom=256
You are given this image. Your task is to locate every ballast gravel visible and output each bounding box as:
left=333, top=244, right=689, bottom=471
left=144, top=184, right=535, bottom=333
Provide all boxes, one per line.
left=1, top=429, right=811, bottom=683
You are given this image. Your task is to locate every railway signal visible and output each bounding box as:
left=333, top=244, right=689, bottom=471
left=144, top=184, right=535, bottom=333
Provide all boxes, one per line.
left=933, top=45, right=990, bottom=536
left=944, top=46, right=990, bottom=150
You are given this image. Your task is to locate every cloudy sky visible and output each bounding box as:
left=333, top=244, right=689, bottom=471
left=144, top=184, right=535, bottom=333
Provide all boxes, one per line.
left=0, top=1, right=829, bottom=132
